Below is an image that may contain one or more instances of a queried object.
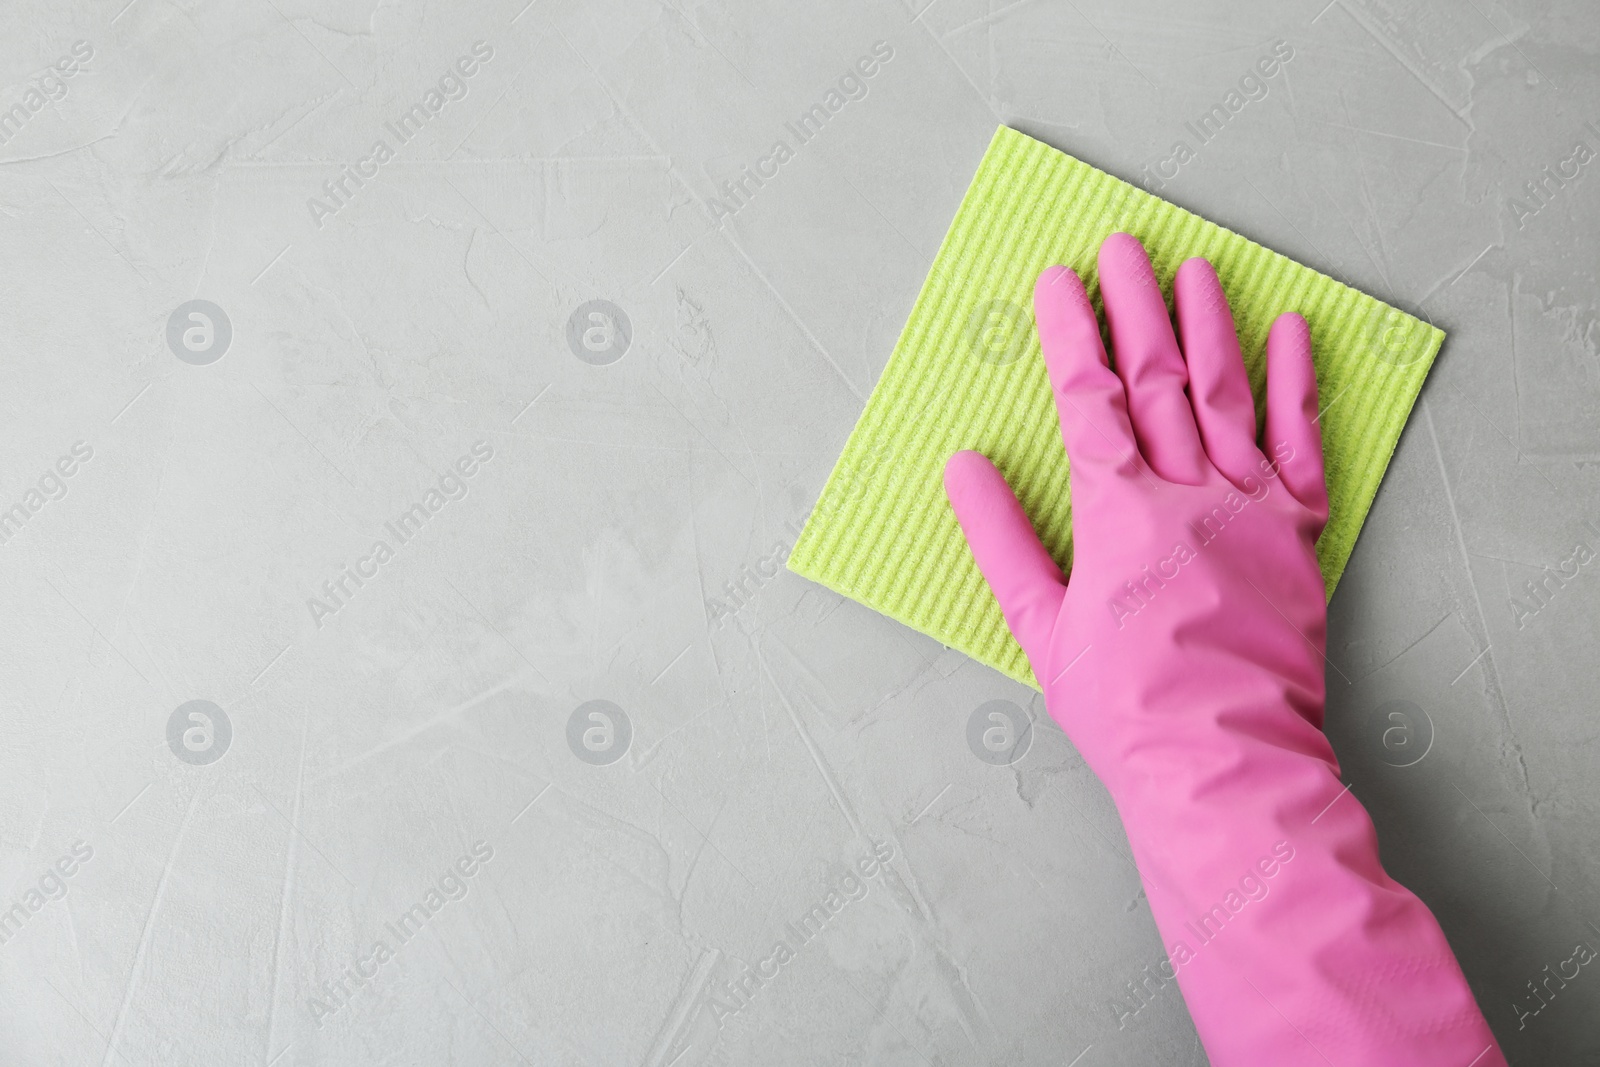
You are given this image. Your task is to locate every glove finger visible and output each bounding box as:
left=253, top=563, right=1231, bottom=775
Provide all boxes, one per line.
left=1174, top=257, right=1267, bottom=487
left=1034, top=265, right=1144, bottom=489
left=944, top=449, right=1067, bottom=661
left=1098, top=233, right=1209, bottom=485
left=1263, top=313, right=1329, bottom=530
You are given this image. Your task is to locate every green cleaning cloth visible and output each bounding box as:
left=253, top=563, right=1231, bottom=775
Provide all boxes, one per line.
left=787, top=125, right=1442, bottom=691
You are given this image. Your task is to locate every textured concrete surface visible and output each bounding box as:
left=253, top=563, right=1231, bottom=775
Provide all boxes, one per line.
left=0, top=0, right=1596, bottom=1064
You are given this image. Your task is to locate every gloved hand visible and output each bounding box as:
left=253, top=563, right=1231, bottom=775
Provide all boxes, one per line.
left=944, top=233, right=1504, bottom=1066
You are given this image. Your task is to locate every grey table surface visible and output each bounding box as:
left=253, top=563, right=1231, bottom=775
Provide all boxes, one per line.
left=1, top=0, right=1596, bottom=1064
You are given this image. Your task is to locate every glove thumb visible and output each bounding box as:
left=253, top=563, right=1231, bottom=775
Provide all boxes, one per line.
left=943, top=450, right=1067, bottom=671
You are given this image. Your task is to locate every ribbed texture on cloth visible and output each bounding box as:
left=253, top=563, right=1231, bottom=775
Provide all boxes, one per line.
left=787, top=126, right=1443, bottom=689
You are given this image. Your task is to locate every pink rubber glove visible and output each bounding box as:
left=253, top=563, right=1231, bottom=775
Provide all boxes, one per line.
left=944, top=233, right=1503, bottom=1066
